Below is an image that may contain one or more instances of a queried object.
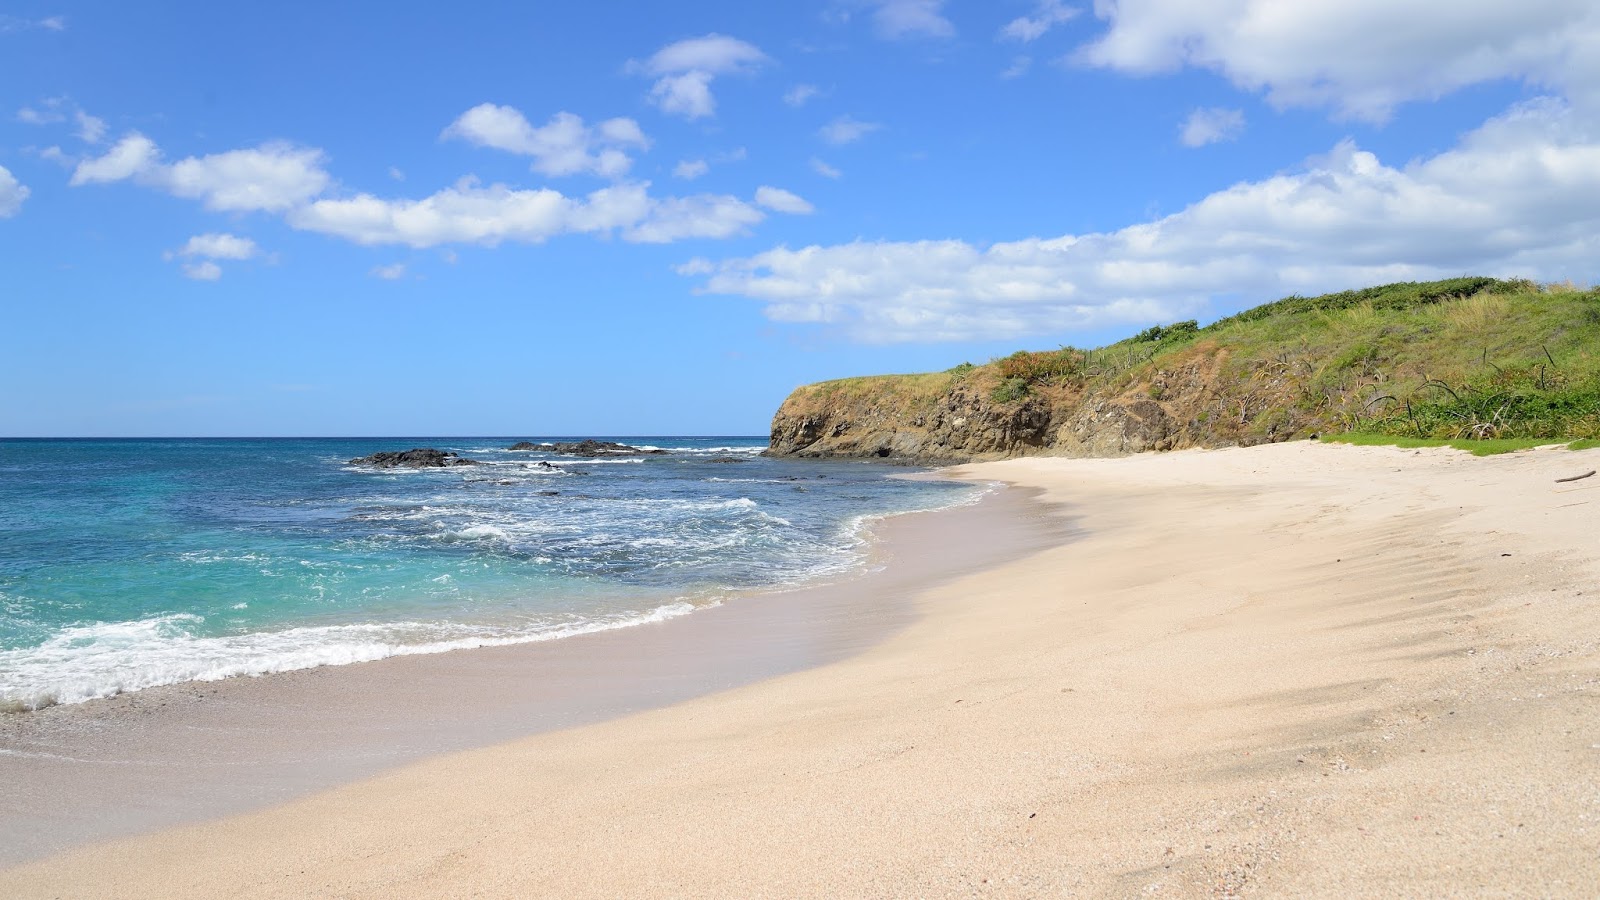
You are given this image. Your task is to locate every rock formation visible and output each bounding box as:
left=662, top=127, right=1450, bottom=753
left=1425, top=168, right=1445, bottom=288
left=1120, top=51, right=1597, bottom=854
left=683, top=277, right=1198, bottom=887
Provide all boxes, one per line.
left=348, top=448, right=477, bottom=468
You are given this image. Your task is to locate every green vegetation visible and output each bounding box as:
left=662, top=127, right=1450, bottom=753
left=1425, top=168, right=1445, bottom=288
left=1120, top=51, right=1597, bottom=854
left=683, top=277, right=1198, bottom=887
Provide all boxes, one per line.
left=786, top=278, right=1600, bottom=458
left=1318, top=433, right=1575, bottom=456
left=943, top=277, right=1600, bottom=448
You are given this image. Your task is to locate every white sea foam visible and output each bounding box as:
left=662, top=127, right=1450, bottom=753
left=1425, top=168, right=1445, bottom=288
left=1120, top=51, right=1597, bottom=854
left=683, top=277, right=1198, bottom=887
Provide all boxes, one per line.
left=0, top=601, right=706, bottom=711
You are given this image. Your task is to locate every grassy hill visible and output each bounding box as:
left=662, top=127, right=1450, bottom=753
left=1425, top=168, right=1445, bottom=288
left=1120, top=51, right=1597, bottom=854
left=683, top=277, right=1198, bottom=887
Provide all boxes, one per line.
left=768, top=278, right=1600, bottom=460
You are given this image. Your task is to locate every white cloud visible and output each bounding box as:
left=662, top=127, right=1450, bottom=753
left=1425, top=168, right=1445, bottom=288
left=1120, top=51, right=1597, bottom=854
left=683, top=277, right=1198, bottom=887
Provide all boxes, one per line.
left=1079, top=0, right=1600, bottom=121
left=17, top=98, right=106, bottom=142
left=810, top=157, right=843, bottom=179
left=631, top=34, right=770, bottom=120
left=870, top=0, right=954, bottom=39
left=649, top=71, right=717, bottom=119
left=442, top=104, right=648, bottom=179
left=74, top=110, right=105, bottom=143
left=674, top=159, right=710, bottom=180
left=388, top=166, right=405, bottom=181
left=754, top=186, right=815, bottom=214
left=1179, top=107, right=1245, bottom=147
left=819, top=115, right=882, bottom=145
left=164, top=232, right=258, bottom=280
left=370, top=263, right=408, bottom=280
left=0, top=15, right=65, bottom=33
left=0, top=165, right=30, bottom=217
left=623, top=194, right=766, bottom=244
left=69, top=133, right=160, bottom=184
left=181, top=261, right=222, bottom=281
left=784, top=84, right=821, bottom=107
left=71, top=133, right=331, bottom=212
left=288, top=177, right=775, bottom=248
left=1001, top=56, right=1032, bottom=79
left=174, top=232, right=258, bottom=260
left=1000, top=0, right=1078, bottom=42
left=16, top=105, right=60, bottom=125
left=684, top=99, right=1600, bottom=342
left=165, top=143, right=330, bottom=211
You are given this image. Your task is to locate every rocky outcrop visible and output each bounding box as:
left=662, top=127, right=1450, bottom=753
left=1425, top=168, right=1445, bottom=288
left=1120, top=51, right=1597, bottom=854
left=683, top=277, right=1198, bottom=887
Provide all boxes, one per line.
left=767, top=345, right=1314, bottom=462
left=508, top=440, right=667, bottom=457
left=349, top=448, right=477, bottom=468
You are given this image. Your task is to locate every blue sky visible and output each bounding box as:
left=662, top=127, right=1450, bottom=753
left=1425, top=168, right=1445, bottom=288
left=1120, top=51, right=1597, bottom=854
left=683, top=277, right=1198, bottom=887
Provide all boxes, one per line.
left=3, top=1, right=1598, bottom=436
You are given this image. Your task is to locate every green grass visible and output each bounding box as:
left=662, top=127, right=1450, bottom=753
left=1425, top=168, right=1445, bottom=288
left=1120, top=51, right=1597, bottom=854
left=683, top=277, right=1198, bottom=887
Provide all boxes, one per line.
left=1318, top=433, right=1572, bottom=456
left=801, top=277, right=1600, bottom=452
left=1569, top=438, right=1600, bottom=451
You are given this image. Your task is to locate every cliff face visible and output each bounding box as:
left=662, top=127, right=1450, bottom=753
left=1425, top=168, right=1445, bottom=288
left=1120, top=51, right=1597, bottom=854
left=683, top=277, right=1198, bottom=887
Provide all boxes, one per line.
left=768, top=344, right=1322, bottom=461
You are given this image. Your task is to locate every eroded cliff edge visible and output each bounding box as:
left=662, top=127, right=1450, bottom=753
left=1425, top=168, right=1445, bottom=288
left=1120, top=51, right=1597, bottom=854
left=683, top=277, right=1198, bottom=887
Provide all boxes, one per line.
left=767, top=278, right=1600, bottom=462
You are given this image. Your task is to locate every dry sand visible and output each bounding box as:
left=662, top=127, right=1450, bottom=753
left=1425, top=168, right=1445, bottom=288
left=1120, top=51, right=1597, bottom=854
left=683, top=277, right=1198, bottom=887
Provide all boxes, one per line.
left=4, top=441, right=1599, bottom=897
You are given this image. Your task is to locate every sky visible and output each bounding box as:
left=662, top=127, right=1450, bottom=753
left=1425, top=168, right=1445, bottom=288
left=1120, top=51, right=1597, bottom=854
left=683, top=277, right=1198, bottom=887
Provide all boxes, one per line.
left=3, top=1, right=1598, bottom=436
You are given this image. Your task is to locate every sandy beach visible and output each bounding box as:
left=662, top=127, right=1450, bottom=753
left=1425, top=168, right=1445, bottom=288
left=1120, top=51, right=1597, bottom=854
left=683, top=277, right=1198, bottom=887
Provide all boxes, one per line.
left=4, top=441, right=1599, bottom=897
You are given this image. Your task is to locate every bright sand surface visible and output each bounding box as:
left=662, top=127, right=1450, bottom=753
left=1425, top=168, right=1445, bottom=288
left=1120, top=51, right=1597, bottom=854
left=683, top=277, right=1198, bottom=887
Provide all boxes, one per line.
left=4, top=441, right=1599, bottom=897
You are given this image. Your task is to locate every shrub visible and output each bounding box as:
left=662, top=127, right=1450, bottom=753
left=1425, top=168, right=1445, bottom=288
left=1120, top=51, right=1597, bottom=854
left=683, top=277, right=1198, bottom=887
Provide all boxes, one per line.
left=991, top=376, right=1031, bottom=403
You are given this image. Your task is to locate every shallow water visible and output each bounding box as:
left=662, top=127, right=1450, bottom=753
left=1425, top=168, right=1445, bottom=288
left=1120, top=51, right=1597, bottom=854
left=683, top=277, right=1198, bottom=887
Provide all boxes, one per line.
left=0, top=437, right=982, bottom=709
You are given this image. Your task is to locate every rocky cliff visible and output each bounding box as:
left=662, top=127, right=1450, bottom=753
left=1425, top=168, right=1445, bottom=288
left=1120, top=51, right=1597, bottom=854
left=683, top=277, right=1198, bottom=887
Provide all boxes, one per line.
left=767, top=345, right=1276, bottom=461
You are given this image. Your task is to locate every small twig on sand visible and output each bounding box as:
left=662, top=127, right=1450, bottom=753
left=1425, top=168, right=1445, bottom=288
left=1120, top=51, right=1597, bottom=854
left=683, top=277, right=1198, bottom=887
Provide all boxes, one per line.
left=1555, top=470, right=1596, bottom=483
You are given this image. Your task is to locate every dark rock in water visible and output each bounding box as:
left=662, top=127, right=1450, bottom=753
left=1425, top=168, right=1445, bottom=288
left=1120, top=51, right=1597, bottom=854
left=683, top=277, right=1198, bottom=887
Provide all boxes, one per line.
left=706, top=456, right=745, bottom=463
left=348, top=448, right=477, bottom=468
left=536, top=490, right=560, bottom=496
left=508, top=439, right=666, bottom=458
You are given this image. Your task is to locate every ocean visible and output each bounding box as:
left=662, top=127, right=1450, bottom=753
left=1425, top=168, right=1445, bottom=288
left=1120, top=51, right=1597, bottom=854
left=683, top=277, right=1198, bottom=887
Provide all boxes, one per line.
left=0, top=437, right=982, bottom=710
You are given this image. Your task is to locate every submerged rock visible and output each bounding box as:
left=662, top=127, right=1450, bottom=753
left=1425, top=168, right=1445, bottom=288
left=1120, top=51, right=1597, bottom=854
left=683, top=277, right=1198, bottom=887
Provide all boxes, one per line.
left=349, top=448, right=477, bottom=468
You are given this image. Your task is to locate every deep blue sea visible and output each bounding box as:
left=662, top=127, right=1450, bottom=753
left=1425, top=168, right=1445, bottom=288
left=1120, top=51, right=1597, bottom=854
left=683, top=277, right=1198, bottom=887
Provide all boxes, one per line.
left=0, top=438, right=982, bottom=710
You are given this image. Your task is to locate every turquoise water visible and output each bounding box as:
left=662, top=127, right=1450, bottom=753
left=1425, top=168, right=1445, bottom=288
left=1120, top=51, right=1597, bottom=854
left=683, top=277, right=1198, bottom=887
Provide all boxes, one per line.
left=0, top=438, right=981, bottom=709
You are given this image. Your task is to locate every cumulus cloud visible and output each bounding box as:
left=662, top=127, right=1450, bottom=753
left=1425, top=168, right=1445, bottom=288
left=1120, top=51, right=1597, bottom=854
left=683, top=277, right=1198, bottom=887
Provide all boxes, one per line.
left=1179, top=107, right=1245, bottom=147
left=870, top=0, right=954, bottom=40
left=0, top=165, right=30, bottom=217
left=1079, top=0, right=1600, bottom=120
left=442, top=104, right=648, bottom=179
left=630, top=34, right=769, bottom=120
left=684, top=99, right=1600, bottom=342
left=819, top=115, right=882, bottom=145
left=181, top=261, right=222, bottom=281
left=673, top=159, right=710, bottom=180
left=1000, top=0, right=1078, bottom=42
left=71, top=133, right=331, bottom=212
left=164, top=232, right=258, bottom=280
left=287, top=178, right=806, bottom=249
left=623, top=194, right=767, bottom=243
left=754, top=186, right=815, bottom=214
left=173, top=232, right=258, bottom=260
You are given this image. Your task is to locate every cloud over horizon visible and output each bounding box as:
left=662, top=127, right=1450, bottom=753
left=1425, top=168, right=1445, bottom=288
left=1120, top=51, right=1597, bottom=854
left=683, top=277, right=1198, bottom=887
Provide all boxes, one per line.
left=685, top=100, right=1600, bottom=342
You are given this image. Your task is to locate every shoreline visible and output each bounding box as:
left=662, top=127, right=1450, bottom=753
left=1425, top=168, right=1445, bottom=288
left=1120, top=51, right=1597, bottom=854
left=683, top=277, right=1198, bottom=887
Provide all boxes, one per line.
left=0, top=481, right=1068, bottom=866
left=5, top=441, right=1600, bottom=896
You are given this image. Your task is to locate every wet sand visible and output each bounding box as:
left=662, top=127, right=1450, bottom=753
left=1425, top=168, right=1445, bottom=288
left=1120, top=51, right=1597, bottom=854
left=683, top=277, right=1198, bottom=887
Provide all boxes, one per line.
left=4, top=441, right=1599, bottom=897
left=0, top=485, right=1065, bottom=866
